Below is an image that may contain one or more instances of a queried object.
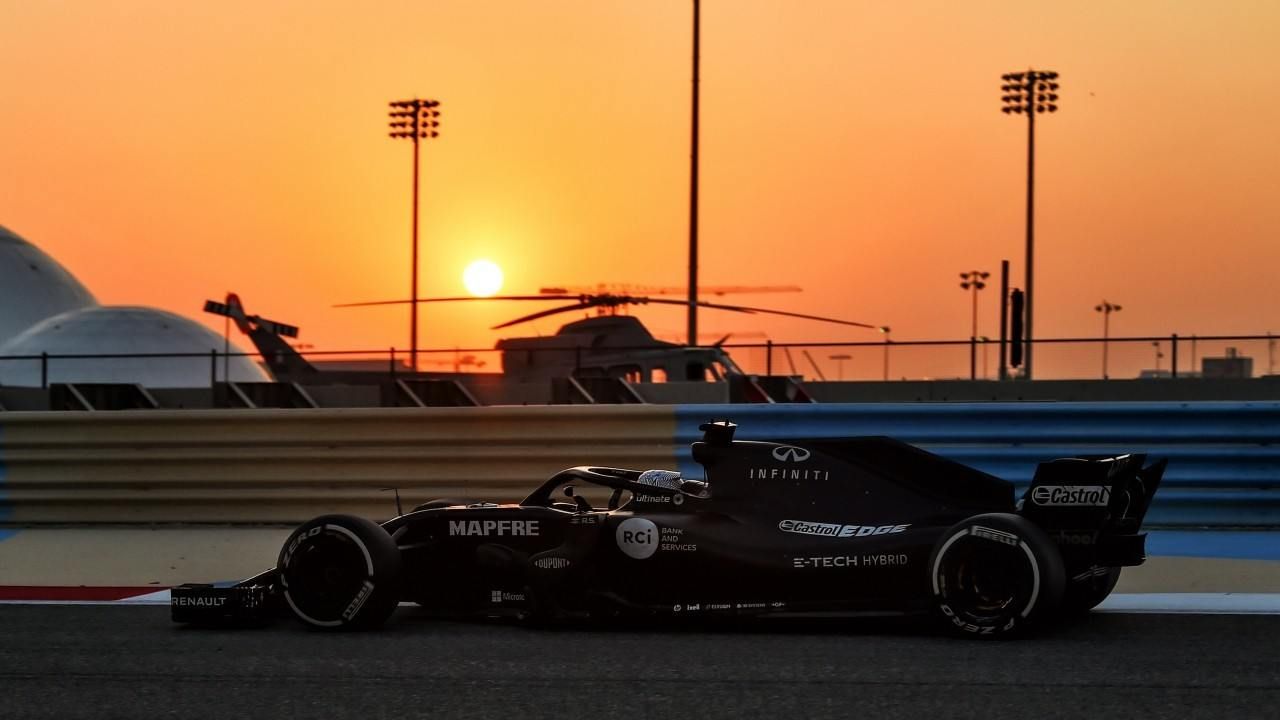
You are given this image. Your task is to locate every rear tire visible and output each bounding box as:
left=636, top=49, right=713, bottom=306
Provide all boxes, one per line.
left=929, top=513, right=1065, bottom=638
left=278, top=514, right=402, bottom=630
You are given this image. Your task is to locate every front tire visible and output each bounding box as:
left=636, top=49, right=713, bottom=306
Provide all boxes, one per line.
left=929, top=513, right=1065, bottom=638
left=278, top=514, right=402, bottom=630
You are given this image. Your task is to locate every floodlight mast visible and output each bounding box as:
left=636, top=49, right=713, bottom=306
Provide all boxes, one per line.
left=1001, top=69, right=1058, bottom=380
left=388, top=98, right=442, bottom=370
left=959, top=270, right=990, bottom=380
left=688, top=0, right=701, bottom=347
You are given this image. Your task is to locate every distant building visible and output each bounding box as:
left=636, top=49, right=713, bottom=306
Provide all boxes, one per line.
left=0, top=225, right=97, bottom=345
left=0, top=225, right=264, bottom=388
left=1202, top=347, right=1253, bottom=379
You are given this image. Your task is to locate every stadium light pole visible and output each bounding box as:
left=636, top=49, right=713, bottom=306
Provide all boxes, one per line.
left=388, top=98, right=442, bottom=370
left=959, top=270, right=990, bottom=380
left=1001, top=69, right=1059, bottom=381
left=687, top=0, right=701, bottom=347
left=1095, top=300, right=1121, bottom=379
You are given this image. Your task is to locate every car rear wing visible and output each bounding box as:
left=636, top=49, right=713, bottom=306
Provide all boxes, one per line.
left=1018, top=454, right=1167, bottom=567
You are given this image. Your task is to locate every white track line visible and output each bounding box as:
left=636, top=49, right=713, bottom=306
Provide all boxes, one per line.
left=1098, top=593, right=1280, bottom=615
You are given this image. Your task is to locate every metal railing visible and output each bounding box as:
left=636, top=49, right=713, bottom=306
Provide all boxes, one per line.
left=0, top=333, right=1275, bottom=386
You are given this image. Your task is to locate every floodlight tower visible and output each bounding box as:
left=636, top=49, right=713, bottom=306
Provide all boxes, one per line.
left=1001, top=69, right=1059, bottom=380
left=959, top=270, right=990, bottom=379
left=388, top=98, right=442, bottom=370
left=687, top=0, right=702, bottom=347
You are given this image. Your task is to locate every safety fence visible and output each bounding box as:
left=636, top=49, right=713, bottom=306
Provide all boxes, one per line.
left=676, top=403, right=1280, bottom=527
left=1, top=403, right=1278, bottom=527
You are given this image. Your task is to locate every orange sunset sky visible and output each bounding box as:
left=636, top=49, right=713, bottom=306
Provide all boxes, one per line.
left=3, top=1, right=1278, bottom=378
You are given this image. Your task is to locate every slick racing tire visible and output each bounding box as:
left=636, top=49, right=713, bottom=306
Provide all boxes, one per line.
left=278, top=514, right=402, bottom=630
left=1059, top=566, right=1122, bottom=616
left=929, top=513, right=1065, bottom=638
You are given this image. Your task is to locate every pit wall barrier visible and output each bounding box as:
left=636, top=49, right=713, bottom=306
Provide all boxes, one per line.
left=674, top=402, right=1280, bottom=528
left=0, top=402, right=1277, bottom=528
left=0, top=407, right=677, bottom=524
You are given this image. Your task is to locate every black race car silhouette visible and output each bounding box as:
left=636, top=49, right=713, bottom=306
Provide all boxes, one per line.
left=172, top=420, right=1165, bottom=637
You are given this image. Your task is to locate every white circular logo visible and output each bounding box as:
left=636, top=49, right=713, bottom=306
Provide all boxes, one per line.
left=615, top=517, right=659, bottom=559
left=672, top=494, right=685, bottom=506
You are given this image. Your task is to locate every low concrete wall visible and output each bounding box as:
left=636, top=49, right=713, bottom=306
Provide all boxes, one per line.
left=0, top=406, right=677, bottom=524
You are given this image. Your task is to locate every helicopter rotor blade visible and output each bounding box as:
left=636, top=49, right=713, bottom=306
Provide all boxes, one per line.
left=540, top=284, right=802, bottom=297
left=334, top=295, right=577, bottom=308
left=490, top=296, right=759, bottom=330
left=698, top=301, right=882, bottom=330
left=337, top=292, right=883, bottom=334
left=491, top=302, right=601, bottom=329
left=627, top=296, right=880, bottom=329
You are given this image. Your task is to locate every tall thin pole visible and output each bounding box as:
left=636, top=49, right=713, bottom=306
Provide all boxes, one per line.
left=411, top=131, right=420, bottom=371
left=1024, top=106, right=1035, bottom=379
left=882, top=329, right=890, bottom=381
left=687, top=0, right=701, bottom=347
left=1095, top=300, right=1120, bottom=379
left=999, top=260, right=1009, bottom=381
left=1002, top=69, right=1058, bottom=379
left=960, top=270, right=988, bottom=380
left=969, top=281, right=979, bottom=379
left=389, top=97, right=441, bottom=372
left=1101, top=309, right=1109, bottom=379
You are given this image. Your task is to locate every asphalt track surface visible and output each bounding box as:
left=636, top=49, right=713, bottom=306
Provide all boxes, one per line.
left=3, top=606, right=1279, bottom=720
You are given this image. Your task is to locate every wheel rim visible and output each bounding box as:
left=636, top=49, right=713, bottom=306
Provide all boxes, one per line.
left=937, top=535, right=1035, bottom=626
left=283, top=527, right=373, bottom=625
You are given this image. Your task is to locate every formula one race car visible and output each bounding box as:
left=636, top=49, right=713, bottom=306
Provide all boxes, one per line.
left=172, top=421, right=1165, bottom=637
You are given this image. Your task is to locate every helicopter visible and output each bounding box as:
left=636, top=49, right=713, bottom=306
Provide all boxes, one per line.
left=333, top=287, right=887, bottom=384
left=204, top=289, right=886, bottom=396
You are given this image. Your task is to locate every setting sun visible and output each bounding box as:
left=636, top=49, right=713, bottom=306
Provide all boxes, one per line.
left=462, top=259, right=504, bottom=298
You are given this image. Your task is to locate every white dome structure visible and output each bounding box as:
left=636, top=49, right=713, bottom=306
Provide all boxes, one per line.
left=0, top=225, right=98, bottom=345
left=0, top=306, right=269, bottom=388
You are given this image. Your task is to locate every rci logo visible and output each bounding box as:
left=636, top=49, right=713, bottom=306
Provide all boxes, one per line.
left=615, top=517, right=659, bottom=559
left=771, top=446, right=811, bottom=463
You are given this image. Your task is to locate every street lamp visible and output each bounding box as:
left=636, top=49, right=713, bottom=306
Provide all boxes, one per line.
left=1095, top=300, right=1122, bottom=379
left=1001, top=69, right=1059, bottom=381
left=829, top=353, right=852, bottom=380
left=388, top=97, right=442, bottom=370
left=880, top=326, right=892, bottom=381
left=959, top=270, right=990, bottom=380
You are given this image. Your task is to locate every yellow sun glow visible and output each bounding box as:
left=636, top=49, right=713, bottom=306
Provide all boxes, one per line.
left=462, top=259, right=504, bottom=298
